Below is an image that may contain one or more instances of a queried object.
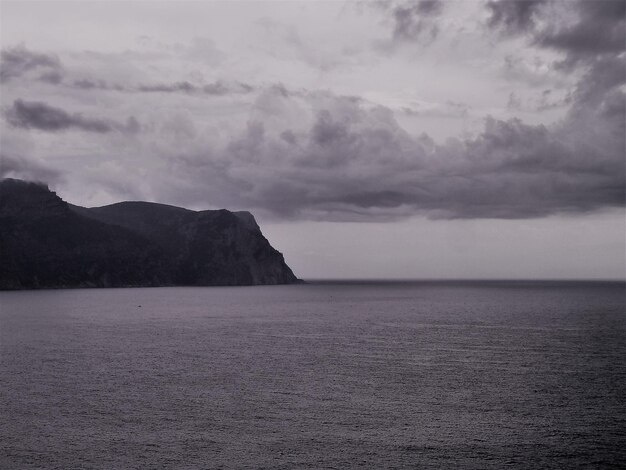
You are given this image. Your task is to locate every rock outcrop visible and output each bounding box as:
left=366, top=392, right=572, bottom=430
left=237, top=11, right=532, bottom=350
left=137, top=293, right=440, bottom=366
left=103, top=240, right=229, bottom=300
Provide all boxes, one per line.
left=0, top=178, right=300, bottom=289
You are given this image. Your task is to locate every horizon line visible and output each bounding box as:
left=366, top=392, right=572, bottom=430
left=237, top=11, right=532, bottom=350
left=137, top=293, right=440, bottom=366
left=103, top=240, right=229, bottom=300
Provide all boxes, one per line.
left=301, top=278, right=626, bottom=283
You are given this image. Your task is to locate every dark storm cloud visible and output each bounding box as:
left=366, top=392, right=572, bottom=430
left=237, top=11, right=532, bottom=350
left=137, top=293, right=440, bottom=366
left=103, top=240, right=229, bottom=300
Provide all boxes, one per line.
left=572, top=55, right=625, bottom=110
left=2, top=6, right=622, bottom=222
left=149, top=1, right=623, bottom=220
left=6, top=100, right=139, bottom=134
left=488, top=1, right=625, bottom=65
left=161, top=85, right=623, bottom=221
left=538, top=0, right=625, bottom=121
left=486, top=0, right=547, bottom=35
left=0, top=45, right=64, bottom=83
left=490, top=1, right=625, bottom=145
left=536, top=0, right=626, bottom=64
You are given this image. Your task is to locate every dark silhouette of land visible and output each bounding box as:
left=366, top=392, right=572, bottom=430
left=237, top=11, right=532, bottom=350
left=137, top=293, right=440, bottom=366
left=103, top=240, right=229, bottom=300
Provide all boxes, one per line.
left=0, top=178, right=299, bottom=289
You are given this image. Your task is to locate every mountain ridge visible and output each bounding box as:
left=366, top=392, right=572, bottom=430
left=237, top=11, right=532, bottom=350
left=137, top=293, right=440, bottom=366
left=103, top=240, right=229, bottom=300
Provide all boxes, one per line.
left=0, top=178, right=300, bottom=289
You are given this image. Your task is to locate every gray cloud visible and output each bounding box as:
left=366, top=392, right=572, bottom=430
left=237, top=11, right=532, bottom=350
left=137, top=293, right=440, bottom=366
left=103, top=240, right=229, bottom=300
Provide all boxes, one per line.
left=488, top=1, right=625, bottom=65
left=506, top=92, right=521, bottom=111
left=500, top=54, right=570, bottom=89
left=0, top=153, right=62, bottom=184
left=7, top=86, right=621, bottom=221
left=154, top=86, right=623, bottom=221
left=67, top=76, right=253, bottom=96
left=542, top=2, right=623, bottom=122
left=137, top=80, right=253, bottom=95
left=65, top=77, right=253, bottom=96
left=1, top=44, right=254, bottom=97
left=256, top=17, right=360, bottom=72
left=38, top=70, right=64, bottom=85
left=137, top=81, right=196, bottom=94
left=0, top=45, right=64, bottom=83
left=392, top=0, right=443, bottom=43
left=536, top=0, right=626, bottom=64
left=504, top=89, right=571, bottom=113
left=6, top=99, right=140, bottom=134
left=490, top=1, right=625, bottom=133
left=486, top=0, right=547, bottom=36
left=2, top=5, right=623, bottom=222
left=163, top=1, right=620, bottom=221
left=373, top=0, right=444, bottom=48
left=571, top=55, right=625, bottom=111
left=401, top=100, right=470, bottom=118
left=71, top=79, right=125, bottom=91
left=535, top=89, right=572, bottom=111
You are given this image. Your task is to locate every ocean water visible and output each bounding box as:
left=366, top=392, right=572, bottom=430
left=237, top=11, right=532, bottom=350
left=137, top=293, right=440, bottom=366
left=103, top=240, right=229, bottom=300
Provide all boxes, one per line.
left=1, top=281, right=625, bottom=469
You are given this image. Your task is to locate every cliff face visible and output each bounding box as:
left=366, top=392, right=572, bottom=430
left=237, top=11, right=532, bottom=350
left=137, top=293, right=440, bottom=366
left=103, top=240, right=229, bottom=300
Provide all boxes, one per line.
left=0, top=179, right=299, bottom=289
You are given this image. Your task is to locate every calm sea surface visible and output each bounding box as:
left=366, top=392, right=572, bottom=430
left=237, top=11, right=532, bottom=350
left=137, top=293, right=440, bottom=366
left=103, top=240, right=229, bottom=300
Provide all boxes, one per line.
left=1, top=281, right=625, bottom=469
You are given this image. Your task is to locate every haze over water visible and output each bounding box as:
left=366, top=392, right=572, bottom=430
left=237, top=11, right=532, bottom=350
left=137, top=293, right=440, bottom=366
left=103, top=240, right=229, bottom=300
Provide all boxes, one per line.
left=1, top=281, right=625, bottom=468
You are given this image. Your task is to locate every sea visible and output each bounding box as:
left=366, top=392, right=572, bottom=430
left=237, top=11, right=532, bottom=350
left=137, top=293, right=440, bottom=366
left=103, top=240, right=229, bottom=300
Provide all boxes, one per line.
left=1, top=281, right=625, bottom=469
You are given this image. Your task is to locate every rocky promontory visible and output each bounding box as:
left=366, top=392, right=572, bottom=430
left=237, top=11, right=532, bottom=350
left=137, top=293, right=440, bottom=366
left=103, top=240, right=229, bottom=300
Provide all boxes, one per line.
left=0, top=178, right=300, bottom=289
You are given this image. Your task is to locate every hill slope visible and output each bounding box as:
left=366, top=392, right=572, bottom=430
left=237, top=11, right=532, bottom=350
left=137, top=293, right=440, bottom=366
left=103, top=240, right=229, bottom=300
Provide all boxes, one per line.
left=0, top=179, right=299, bottom=289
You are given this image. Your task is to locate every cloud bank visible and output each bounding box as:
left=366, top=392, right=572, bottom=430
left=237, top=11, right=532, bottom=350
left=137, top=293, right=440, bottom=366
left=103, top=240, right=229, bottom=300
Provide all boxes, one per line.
left=1, top=1, right=624, bottom=221
left=159, top=84, right=622, bottom=220
left=0, top=45, right=64, bottom=83
left=5, top=100, right=140, bottom=134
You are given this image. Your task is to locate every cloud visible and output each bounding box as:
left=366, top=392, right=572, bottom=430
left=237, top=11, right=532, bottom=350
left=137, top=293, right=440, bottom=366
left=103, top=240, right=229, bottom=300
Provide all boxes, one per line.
left=1, top=44, right=253, bottom=97
left=1, top=5, right=622, bottom=221
left=489, top=1, right=625, bottom=136
left=486, top=0, right=547, bottom=36
left=501, top=54, right=569, bottom=89
left=71, top=78, right=125, bottom=91
left=256, top=17, right=358, bottom=72
left=181, top=37, right=225, bottom=66
left=65, top=77, right=253, bottom=96
left=137, top=81, right=196, bottom=94
left=371, top=0, right=444, bottom=49
left=136, top=80, right=253, bottom=95
left=401, top=99, right=470, bottom=118
left=0, top=153, right=63, bottom=184
left=144, top=1, right=619, bottom=221
left=506, top=92, right=521, bottom=111
left=392, top=0, right=443, bottom=43
left=6, top=85, right=622, bottom=221
left=0, top=45, right=64, bottom=83
left=537, top=2, right=623, bottom=118
left=536, top=0, right=626, bottom=64
left=488, top=1, right=625, bottom=66
left=5, top=99, right=140, bottom=134
left=148, top=86, right=623, bottom=221
left=535, top=89, right=572, bottom=111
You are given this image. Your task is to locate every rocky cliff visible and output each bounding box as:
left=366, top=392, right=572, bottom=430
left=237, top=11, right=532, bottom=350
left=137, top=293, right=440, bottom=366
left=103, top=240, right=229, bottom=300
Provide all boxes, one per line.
left=0, top=178, right=299, bottom=289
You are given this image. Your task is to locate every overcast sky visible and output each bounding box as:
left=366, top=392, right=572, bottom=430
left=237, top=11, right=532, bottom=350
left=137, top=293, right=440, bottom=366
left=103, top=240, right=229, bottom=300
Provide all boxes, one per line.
left=1, top=0, right=624, bottom=279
